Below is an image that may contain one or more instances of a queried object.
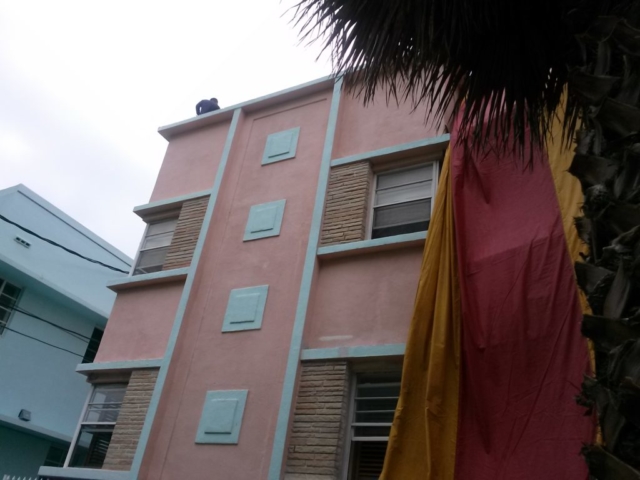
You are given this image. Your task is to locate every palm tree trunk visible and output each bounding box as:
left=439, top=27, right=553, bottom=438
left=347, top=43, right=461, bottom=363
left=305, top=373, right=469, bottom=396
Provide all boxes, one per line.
left=570, top=13, right=640, bottom=480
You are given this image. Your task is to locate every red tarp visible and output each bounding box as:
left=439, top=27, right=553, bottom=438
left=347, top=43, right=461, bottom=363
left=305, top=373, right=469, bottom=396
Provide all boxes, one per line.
left=450, top=134, right=595, bottom=479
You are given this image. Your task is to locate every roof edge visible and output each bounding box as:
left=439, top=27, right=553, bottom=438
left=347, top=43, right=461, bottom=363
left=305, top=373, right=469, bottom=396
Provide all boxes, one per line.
left=158, top=75, right=337, bottom=140
left=0, top=184, right=132, bottom=266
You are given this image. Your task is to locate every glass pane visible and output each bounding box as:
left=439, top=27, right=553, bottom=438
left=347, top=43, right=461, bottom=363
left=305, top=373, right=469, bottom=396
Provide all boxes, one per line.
left=84, top=385, right=126, bottom=422
left=2, top=282, right=21, bottom=299
left=134, top=247, right=169, bottom=275
left=84, top=404, right=122, bottom=423
left=377, top=165, right=432, bottom=190
left=349, top=441, right=389, bottom=480
left=0, top=293, right=17, bottom=309
left=141, top=231, right=174, bottom=250
left=373, top=199, right=430, bottom=229
left=69, top=426, right=113, bottom=468
left=146, top=218, right=177, bottom=236
left=355, top=410, right=395, bottom=423
left=44, top=444, right=69, bottom=467
left=89, top=385, right=126, bottom=405
left=353, top=425, right=392, bottom=438
left=375, top=180, right=432, bottom=206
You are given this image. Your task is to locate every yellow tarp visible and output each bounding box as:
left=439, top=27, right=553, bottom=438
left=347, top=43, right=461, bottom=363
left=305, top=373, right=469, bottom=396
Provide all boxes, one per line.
left=380, top=148, right=461, bottom=480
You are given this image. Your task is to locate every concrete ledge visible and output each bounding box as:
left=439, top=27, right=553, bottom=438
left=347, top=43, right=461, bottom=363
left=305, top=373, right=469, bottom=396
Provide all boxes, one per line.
left=133, top=190, right=212, bottom=218
left=76, top=358, right=163, bottom=375
left=317, top=231, right=426, bottom=259
left=330, top=134, right=450, bottom=167
left=38, top=466, right=130, bottom=480
left=106, top=268, right=189, bottom=292
left=301, top=343, right=406, bottom=360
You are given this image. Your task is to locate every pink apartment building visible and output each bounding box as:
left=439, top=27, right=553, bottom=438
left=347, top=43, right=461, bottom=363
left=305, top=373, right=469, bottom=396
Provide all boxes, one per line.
left=39, top=76, right=449, bottom=480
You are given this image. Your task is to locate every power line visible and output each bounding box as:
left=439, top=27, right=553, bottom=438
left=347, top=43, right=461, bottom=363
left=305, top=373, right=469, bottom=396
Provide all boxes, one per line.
left=0, top=214, right=130, bottom=274
left=2, top=325, right=84, bottom=358
left=6, top=304, right=91, bottom=342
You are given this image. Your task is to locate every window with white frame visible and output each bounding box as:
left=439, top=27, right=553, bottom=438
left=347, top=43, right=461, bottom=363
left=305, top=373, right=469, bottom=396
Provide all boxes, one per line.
left=133, top=216, right=178, bottom=275
left=371, top=162, right=436, bottom=239
left=346, top=372, right=401, bottom=480
left=69, top=384, right=127, bottom=468
left=0, top=278, right=21, bottom=335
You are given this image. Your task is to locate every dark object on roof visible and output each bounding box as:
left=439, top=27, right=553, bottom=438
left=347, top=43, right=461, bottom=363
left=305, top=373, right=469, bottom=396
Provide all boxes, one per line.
left=196, top=98, right=220, bottom=115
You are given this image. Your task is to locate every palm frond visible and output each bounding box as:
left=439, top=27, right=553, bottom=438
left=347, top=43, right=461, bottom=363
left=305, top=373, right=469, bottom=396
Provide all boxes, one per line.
left=291, top=0, right=640, bottom=151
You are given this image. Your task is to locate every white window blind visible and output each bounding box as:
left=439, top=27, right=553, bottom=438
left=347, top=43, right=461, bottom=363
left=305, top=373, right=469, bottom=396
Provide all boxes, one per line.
left=372, top=163, right=435, bottom=239
left=133, top=217, right=178, bottom=275
left=348, top=372, right=401, bottom=480
left=0, top=278, right=21, bottom=335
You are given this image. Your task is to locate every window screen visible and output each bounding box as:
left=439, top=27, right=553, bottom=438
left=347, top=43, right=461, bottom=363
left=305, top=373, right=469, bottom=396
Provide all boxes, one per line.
left=372, top=164, right=434, bottom=239
left=348, top=372, right=401, bottom=480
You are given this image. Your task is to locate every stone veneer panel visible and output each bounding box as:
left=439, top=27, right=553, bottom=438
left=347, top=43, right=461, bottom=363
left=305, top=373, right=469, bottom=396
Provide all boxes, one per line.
left=162, top=196, right=209, bottom=271
left=285, top=361, right=350, bottom=480
left=320, top=162, right=371, bottom=246
left=102, top=369, right=159, bottom=471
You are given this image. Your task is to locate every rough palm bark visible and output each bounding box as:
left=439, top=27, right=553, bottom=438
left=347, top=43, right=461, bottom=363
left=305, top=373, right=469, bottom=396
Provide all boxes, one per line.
left=571, top=16, right=640, bottom=479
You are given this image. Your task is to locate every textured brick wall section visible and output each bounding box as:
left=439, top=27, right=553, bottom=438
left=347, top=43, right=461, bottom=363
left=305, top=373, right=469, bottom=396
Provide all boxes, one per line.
left=320, top=162, right=371, bottom=246
left=285, top=361, right=350, bottom=480
left=162, top=196, right=209, bottom=271
left=103, top=369, right=158, bottom=471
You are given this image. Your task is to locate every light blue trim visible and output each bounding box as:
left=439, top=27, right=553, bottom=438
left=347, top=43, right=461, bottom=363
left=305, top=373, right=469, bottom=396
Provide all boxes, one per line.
left=243, top=199, right=287, bottom=241
left=38, top=466, right=130, bottom=480
left=106, top=268, right=189, bottom=291
left=317, top=231, right=427, bottom=258
left=330, top=134, right=450, bottom=167
left=129, top=108, right=242, bottom=479
left=195, top=390, right=248, bottom=444
left=0, top=413, right=72, bottom=443
left=262, top=127, right=301, bottom=165
left=158, top=76, right=334, bottom=140
left=268, top=76, right=344, bottom=480
left=133, top=189, right=212, bottom=218
left=75, top=358, right=163, bottom=375
left=0, top=250, right=110, bottom=319
left=300, top=343, right=406, bottom=361
left=0, top=184, right=132, bottom=266
left=222, top=285, right=269, bottom=332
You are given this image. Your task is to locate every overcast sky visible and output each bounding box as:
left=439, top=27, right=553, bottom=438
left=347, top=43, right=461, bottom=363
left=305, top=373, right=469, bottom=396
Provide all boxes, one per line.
left=0, top=1, right=331, bottom=258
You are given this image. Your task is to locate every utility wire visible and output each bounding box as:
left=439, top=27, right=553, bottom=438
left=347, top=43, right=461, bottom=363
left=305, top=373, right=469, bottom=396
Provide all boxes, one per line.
left=2, top=325, right=84, bottom=357
left=5, top=304, right=91, bottom=342
left=0, top=214, right=130, bottom=274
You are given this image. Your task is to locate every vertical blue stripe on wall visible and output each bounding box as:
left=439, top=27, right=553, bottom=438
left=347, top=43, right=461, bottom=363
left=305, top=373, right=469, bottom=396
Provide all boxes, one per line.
left=267, top=76, right=343, bottom=480
left=129, top=108, right=242, bottom=479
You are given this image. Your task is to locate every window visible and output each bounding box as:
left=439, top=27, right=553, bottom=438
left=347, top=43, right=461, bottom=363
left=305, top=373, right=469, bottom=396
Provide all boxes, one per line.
left=82, top=328, right=104, bottom=364
left=133, top=216, right=178, bottom=275
left=69, top=384, right=126, bottom=468
left=44, top=444, right=69, bottom=467
left=0, top=278, right=21, bottom=335
left=347, top=372, right=401, bottom=480
left=371, top=163, right=436, bottom=239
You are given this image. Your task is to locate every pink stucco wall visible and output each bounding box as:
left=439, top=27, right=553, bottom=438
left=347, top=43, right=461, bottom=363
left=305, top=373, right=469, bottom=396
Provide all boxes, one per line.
left=305, top=247, right=424, bottom=350
left=95, top=283, right=183, bottom=363
left=332, top=91, right=446, bottom=160
left=150, top=122, right=230, bottom=202
left=102, top=79, right=450, bottom=479
left=139, top=92, right=333, bottom=480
